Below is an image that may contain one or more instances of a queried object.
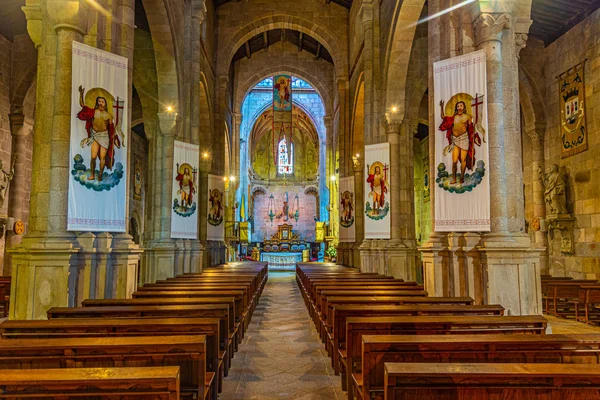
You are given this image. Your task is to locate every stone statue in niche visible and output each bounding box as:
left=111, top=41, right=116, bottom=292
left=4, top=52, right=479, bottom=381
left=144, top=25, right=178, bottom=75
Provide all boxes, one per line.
left=538, top=164, right=568, bottom=215
left=0, top=158, right=15, bottom=207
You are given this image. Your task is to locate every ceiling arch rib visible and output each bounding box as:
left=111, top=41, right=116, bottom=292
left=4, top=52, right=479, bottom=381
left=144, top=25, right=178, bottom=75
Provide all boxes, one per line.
left=213, top=0, right=353, bottom=8
left=232, top=29, right=333, bottom=64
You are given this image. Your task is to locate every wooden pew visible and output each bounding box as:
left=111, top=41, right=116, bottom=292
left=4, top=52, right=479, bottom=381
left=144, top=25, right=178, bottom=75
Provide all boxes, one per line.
left=361, top=333, right=600, bottom=400
left=0, top=366, right=181, bottom=399
left=0, top=276, right=10, bottom=317
left=546, top=280, right=597, bottom=316
left=131, top=290, right=247, bottom=338
left=328, top=304, right=505, bottom=375
left=81, top=297, right=242, bottom=351
left=47, top=303, right=233, bottom=374
left=322, top=296, right=475, bottom=337
left=0, top=335, right=211, bottom=400
left=343, top=315, right=547, bottom=399
left=384, top=363, right=600, bottom=400
left=576, top=285, right=600, bottom=324
left=0, top=317, right=221, bottom=400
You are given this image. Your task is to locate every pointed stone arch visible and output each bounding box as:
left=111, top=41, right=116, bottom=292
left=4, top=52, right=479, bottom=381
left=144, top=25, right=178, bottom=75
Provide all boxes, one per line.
left=217, top=14, right=347, bottom=79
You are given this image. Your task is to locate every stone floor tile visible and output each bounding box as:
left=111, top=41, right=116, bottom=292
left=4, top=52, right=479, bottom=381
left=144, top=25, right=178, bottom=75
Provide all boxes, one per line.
left=221, top=271, right=341, bottom=399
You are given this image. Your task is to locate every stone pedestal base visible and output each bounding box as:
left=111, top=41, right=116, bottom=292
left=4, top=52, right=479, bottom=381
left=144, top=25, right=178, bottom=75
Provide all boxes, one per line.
left=76, top=232, right=142, bottom=305
left=479, top=233, right=542, bottom=316
left=202, top=241, right=226, bottom=268
left=141, top=239, right=177, bottom=284
left=8, top=232, right=142, bottom=320
left=419, top=233, right=451, bottom=297
left=8, top=233, right=80, bottom=320
left=360, top=239, right=418, bottom=280
left=421, top=232, right=542, bottom=315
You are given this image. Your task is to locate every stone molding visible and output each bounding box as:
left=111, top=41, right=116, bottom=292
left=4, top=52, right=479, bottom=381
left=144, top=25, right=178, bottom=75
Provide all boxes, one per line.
left=9, top=113, right=33, bottom=137
left=473, top=13, right=511, bottom=45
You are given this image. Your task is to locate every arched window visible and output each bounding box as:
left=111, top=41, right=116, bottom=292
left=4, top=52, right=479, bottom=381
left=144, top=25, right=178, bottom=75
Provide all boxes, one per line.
left=277, top=137, right=293, bottom=175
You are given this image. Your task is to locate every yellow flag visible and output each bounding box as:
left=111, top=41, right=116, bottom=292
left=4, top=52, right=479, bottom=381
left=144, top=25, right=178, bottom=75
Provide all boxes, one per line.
left=240, top=194, right=246, bottom=221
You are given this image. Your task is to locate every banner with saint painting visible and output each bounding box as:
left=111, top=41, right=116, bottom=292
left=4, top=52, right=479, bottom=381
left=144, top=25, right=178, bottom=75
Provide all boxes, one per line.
left=171, top=140, right=199, bottom=239
left=273, top=75, right=293, bottom=164
left=206, top=174, right=225, bottom=241
left=364, top=143, right=390, bottom=239
left=559, top=61, right=587, bottom=158
left=433, top=50, right=490, bottom=232
left=339, top=176, right=356, bottom=242
left=68, top=42, right=128, bottom=232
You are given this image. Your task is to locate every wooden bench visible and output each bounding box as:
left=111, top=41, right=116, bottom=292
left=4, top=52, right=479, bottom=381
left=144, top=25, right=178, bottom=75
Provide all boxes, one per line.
left=0, top=317, right=221, bottom=399
left=81, top=297, right=242, bottom=351
left=0, top=276, right=10, bottom=317
left=343, top=315, right=547, bottom=398
left=575, top=285, right=600, bottom=324
left=47, top=303, right=233, bottom=374
left=328, top=304, right=505, bottom=375
left=0, top=335, right=211, bottom=400
left=361, top=333, right=600, bottom=400
left=0, top=366, right=181, bottom=399
left=546, top=280, right=597, bottom=316
left=322, top=296, right=475, bottom=337
left=384, top=363, right=600, bottom=400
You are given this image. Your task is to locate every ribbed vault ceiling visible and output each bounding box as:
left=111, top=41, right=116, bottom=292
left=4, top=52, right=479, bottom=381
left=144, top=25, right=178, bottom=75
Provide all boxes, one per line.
left=232, top=29, right=334, bottom=64
left=214, top=0, right=353, bottom=8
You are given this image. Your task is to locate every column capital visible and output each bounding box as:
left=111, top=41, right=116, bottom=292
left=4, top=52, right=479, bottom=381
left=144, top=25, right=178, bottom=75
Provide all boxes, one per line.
left=21, top=5, right=43, bottom=48
left=47, top=0, right=89, bottom=35
left=352, top=155, right=363, bottom=173
left=525, top=125, right=545, bottom=143
left=359, top=2, right=374, bottom=25
left=192, top=0, right=207, bottom=24
left=384, top=118, right=402, bottom=134
left=9, top=113, right=33, bottom=137
left=157, top=112, right=178, bottom=137
left=336, top=76, right=348, bottom=90
left=473, top=13, right=511, bottom=45
left=323, top=115, right=333, bottom=127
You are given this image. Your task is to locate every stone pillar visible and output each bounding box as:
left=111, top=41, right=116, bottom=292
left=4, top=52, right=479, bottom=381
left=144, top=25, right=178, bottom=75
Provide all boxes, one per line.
left=352, top=156, right=364, bottom=269
left=474, top=12, right=542, bottom=315
left=324, top=116, right=336, bottom=242
left=142, top=113, right=178, bottom=283
left=5, top=113, right=33, bottom=275
left=527, top=126, right=549, bottom=273
left=8, top=0, right=89, bottom=320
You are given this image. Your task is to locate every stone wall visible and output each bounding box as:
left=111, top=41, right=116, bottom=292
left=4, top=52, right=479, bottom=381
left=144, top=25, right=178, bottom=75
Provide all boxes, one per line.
left=538, top=9, right=600, bottom=278
left=252, top=185, right=318, bottom=242
left=0, top=34, right=12, bottom=271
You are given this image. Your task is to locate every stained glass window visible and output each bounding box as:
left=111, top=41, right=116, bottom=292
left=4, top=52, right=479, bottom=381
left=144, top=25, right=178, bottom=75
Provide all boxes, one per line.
left=277, top=137, right=293, bottom=175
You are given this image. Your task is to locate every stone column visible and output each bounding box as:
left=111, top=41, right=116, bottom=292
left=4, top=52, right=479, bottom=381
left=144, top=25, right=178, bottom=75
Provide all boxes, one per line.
left=141, top=112, right=178, bottom=283
left=351, top=156, right=364, bottom=269
left=5, top=113, right=33, bottom=275
left=382, top=119, right=417, bottom=281
left=527, top=126, right=549, bottom=273
left=474, top=12, right=542, bottom=315
left=8, top=0, right=88, bottom=320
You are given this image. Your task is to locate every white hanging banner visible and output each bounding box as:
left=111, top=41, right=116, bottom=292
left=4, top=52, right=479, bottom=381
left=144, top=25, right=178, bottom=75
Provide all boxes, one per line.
left=364, top=143, right=391, bottom=239
left=206, top=174, right=225, bottom=241
left=171, top=140, right=199, bottom=239
left=68, top=42, right=128, bottom=232
left=433, top=50, right=490, bottom=232
left=339, top=176, right=356, bottom=242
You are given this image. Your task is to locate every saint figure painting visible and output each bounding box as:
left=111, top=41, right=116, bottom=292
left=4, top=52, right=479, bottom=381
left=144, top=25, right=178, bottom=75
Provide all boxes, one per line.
left=173, top=163, right=197, bottom=217
left=72, top=85, right=125, bottom=191
left=365, top=162, right=389, bottom=220
left=437, top=93, right=486, bottom=194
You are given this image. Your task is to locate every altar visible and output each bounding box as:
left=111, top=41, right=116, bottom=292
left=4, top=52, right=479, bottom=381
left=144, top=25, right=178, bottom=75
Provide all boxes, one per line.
left=260, top=252, right=304, bottom=270
left=259, top=224, right=310, bottom=270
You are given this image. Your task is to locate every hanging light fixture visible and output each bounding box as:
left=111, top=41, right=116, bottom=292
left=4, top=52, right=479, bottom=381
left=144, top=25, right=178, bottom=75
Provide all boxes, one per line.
left=268, top=194, right=275, bottom=225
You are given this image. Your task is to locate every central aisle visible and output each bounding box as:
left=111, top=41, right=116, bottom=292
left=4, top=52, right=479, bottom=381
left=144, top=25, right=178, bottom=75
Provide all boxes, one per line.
left=221, top=271, right=343, bottom=399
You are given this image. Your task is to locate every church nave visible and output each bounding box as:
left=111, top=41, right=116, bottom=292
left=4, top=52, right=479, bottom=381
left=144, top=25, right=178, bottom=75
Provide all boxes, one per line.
left=221, top=272, right=343, bottom=400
